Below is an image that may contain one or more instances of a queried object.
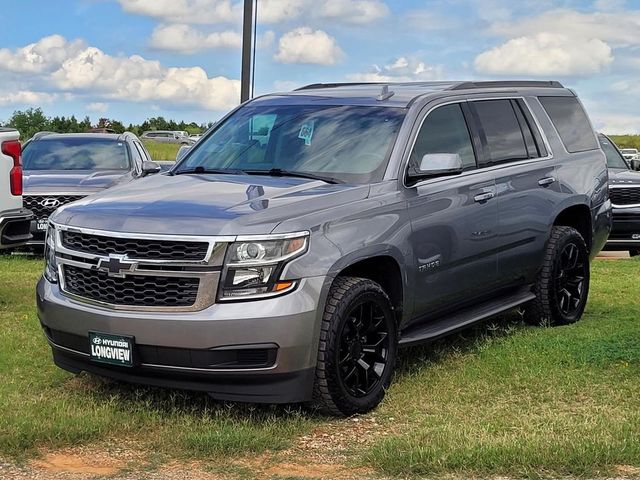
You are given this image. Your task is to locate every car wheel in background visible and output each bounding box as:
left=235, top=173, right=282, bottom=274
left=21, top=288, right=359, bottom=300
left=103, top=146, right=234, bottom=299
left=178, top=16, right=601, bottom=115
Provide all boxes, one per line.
left=312, top=276, right=397, bottom=416
left=629, top=248, right=639, bottom=257
left=524, top=226, right=590, bottom=326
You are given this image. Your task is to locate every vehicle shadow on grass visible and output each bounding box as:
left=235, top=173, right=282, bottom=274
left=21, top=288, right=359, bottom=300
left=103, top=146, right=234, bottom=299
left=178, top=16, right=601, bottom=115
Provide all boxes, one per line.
left=394, top=311, right=524, bottom=377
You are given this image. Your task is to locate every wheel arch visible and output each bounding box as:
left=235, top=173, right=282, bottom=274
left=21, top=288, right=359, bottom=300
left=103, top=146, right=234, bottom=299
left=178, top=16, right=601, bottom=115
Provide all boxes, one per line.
left=552, top=203, right=592, bottom=251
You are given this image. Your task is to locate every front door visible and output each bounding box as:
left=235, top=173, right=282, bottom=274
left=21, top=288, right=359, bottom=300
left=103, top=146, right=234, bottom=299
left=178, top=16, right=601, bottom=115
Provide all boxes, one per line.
left=406, top=102, right=499, bottom=321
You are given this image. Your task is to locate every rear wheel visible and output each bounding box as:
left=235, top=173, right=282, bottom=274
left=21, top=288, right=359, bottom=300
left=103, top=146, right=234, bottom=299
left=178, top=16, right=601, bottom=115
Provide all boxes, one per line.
left=312, top=276, right=397, bottom=416
left=524, top=226, right=590, bottom=326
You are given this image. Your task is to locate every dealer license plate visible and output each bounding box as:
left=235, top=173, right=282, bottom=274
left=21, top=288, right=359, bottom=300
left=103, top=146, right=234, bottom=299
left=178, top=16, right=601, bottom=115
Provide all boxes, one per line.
left=89, top=331, right=134, bottom=367
left=36, top=219, right=48, bottom=231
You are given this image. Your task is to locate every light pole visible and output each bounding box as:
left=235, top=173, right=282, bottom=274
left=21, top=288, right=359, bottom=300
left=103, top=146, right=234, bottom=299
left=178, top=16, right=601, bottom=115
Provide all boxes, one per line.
left=240, top=0, right=254, bottom=103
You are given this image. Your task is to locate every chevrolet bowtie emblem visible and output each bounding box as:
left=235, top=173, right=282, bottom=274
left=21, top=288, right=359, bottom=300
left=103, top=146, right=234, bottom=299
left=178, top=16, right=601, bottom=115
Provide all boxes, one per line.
left=97, top=254, right=136, bottom=278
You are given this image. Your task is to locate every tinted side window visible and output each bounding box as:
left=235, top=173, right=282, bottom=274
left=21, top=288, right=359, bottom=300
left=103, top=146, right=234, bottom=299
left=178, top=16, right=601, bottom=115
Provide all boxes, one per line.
left=409, top=103, right=476, bottom=173
left=539, top=96, right=598, bottom=153
left=472, top=99, right=528, bottom=165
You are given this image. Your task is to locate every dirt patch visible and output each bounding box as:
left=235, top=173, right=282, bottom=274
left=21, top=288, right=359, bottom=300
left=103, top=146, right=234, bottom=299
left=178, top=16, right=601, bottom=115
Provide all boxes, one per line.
left=32, top=452, right=121, bottom=475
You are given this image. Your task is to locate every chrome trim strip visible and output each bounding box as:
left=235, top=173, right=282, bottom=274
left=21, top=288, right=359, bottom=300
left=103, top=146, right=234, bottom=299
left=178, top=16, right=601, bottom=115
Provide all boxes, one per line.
left=606, top=239, right=640, bottom=244
left=235, top=231, right=310, bottom=242
left=46, top=337, right=277, bottom=372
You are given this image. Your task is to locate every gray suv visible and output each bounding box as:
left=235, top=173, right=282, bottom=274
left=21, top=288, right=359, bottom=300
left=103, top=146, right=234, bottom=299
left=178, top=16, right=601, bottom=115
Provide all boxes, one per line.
left=37, top=81, right=611, bottom=415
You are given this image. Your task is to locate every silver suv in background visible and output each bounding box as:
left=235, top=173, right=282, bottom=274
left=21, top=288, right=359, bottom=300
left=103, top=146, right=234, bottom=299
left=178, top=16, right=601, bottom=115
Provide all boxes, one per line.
left=140, top=130, right=194, bottom=145
left=22, top=132, right=161, bottom=246
left=0, top=128, right=32, bottom=249
left=38, top=81, right=611, bottom=415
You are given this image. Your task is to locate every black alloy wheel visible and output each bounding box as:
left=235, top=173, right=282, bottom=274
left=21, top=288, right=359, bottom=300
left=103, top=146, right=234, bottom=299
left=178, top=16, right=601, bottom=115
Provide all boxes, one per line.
left=337, top=299, right=390, bottom=398
left=554, top=242, right=588, bottom=317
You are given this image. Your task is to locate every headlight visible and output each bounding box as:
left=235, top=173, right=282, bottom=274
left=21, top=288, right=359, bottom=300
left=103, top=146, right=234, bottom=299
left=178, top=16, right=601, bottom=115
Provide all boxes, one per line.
left=44, top=224, right=58, bottom=283
left=219, top=233, right=308, bottom=300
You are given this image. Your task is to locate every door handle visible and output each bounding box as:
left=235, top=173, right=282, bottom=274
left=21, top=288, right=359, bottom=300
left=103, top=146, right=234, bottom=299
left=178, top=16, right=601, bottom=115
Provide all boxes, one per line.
left=538, top=176, right=556, bottom=187
left=473, top=191, right=495, bottom=203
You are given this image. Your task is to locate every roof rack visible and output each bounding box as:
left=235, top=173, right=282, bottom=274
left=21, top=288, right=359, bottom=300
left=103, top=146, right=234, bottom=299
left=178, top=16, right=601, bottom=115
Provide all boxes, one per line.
left=449, top=81, right=564, bottom=91
left=294, top=82, right=386, bottom=91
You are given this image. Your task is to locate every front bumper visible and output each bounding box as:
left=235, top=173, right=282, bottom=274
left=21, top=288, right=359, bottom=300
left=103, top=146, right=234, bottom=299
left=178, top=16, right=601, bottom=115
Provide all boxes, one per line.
left=37, top=275, right=327, bottom=403
left=0, top=209, right=33, bottom=248
left=604, top=208, right=640, bottom=251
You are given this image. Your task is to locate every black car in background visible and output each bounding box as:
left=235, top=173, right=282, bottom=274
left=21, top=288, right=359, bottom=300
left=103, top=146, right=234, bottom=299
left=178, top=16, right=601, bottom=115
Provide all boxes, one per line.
left=599, top=133, right=640, bottom=257
left=21, top=132, right=161, bottom=246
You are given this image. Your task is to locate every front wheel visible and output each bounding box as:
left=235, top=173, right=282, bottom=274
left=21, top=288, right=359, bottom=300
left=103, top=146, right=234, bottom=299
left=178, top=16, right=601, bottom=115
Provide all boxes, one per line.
left=312, top=276, right=397, bottom=416
left=524, top=226, right=590, bottom=326
left=629, top=248, right=639, bottom=258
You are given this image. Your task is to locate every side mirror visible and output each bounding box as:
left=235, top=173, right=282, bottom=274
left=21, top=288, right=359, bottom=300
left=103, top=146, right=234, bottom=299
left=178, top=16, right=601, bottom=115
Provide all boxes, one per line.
left=176, top=145, right=191, bottom=161
left=632, top=159, right=640, bottom=171
left=141, top=160, right=162, bottom=176
left=409, top=153, right=464, bottom=183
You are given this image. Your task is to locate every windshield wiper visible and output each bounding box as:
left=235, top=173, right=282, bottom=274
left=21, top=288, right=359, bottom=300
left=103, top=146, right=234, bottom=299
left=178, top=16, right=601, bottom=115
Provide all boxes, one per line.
left=245, top=168, right=342, bottom=184
left=174, top=166, right=246, bottom=175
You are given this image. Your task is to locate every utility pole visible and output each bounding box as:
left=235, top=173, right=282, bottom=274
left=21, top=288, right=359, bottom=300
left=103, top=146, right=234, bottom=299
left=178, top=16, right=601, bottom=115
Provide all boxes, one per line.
left=240, top=0, right=254, bottom=103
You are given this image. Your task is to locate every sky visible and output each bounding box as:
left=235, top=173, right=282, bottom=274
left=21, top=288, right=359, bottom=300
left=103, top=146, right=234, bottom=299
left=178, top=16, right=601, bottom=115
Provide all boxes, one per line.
left=0, top=0, right=639, bottom=133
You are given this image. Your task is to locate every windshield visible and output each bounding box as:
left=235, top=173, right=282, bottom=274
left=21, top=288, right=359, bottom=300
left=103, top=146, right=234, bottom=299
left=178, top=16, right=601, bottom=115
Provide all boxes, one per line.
left=621, top=149, right=637, bottom=155
left=175, top=105, right=405, bottom=183
left=22, top=137, right=131, bottom=171
left=598, top=135, right=629, bottom=169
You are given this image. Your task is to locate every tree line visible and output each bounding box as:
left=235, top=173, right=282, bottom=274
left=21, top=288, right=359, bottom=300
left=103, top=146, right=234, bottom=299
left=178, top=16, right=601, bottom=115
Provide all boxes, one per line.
left=1, top=108, right=214, bottom=141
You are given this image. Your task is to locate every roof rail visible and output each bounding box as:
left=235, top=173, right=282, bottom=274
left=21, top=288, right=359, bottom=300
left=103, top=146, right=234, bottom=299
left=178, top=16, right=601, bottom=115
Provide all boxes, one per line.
left=294, top=82, right=385, bottom=91
left=30, top=131, right=55, bottom=141
left=117, top=131, right=136, bottom=141
left=449, top=81, right=564, bottom=91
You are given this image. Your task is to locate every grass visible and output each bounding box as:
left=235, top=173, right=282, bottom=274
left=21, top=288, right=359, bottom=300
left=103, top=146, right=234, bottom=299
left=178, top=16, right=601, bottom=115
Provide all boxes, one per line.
left=610, top=134, right=640, bottom=150
left=141, top=141, right=182, bottom=161
left=0, top=254, right=639, bottom=478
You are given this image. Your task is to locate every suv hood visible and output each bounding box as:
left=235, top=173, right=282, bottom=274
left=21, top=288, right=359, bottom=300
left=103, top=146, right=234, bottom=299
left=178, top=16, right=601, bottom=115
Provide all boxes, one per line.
left=51, top=173, right=370, bottom=236
left=609, top=168, right=640, bottom=186
left=23, top=170, right=130, bottom=194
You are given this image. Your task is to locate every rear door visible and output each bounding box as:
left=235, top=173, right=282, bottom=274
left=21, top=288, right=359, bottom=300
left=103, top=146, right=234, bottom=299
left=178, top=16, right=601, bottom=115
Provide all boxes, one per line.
left=469, top=98, right=561, bottom=286
left=406, top=102, right=499, bottom=321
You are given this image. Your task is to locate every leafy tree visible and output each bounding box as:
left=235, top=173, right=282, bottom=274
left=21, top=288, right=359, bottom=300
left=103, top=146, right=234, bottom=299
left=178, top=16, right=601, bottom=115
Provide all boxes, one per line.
left=5, top=108, right=50, bottom=140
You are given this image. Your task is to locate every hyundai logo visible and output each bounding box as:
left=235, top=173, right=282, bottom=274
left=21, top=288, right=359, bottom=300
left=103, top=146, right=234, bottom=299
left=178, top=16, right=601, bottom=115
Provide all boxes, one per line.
left=40, top=197, right=61, bottom=209
left=97, top=254, right=136, bottom=278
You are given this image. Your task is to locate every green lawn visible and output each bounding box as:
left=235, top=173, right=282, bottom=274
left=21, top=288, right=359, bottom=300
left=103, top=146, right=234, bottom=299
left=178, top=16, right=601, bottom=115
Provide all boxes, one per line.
left=141, top=141, right=182, bottom=161
left=0, top=254, right=638, bottom=478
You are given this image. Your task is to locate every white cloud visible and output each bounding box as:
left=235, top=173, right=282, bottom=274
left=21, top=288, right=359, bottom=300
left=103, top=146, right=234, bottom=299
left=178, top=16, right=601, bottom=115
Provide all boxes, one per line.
left=118, top=0, right=388, bottom=25
left=273, top=80, right=302, bottom=91
left=348, top=56, right=444, bottom=82
left=593, top=0, right=627, bottom=12
left=85, top=102, right=109, bottom=112
left=317, top=0, right=388, bottom=25
left=593, top=113, right=640, bottom=135
left=274, top=27, right=344, bottom=65
left=0, top=91, right=56, bottom=107
left=475, top=33, right=613, bottom=76
left=488, top=9, right=640, bottom=47
left=0, top=36, right=240, bottom=111
left=0, top=34, right=85, bottom=73
left=150, top=24, right=242, bottom=53
left=118, top=0, right=241, bottom=25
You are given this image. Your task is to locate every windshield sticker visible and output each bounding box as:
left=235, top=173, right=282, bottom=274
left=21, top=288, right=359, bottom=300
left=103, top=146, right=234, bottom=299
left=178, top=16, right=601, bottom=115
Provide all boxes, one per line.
left=298, top=121, right=315, bottom=146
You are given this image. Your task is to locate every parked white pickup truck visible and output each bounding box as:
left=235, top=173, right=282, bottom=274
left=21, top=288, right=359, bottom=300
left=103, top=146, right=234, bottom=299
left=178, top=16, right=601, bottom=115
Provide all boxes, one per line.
left=0, top=128, right=32, bottom=249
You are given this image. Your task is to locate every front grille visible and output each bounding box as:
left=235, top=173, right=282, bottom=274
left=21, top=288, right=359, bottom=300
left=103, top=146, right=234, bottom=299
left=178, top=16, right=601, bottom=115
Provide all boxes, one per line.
left=63, top=265, right=199, bottom=307
left=24, top=195, right=85, bottom=220
left=44, top=328, right=277, bottom=369
left=610, top=187, right=640, bottom=206
left=61, top=230, right=209, bottom=261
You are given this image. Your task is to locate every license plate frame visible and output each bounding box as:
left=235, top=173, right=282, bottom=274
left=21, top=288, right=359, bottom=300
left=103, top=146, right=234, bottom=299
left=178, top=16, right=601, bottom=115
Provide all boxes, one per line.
left=88, top=331, right=134, bottom=367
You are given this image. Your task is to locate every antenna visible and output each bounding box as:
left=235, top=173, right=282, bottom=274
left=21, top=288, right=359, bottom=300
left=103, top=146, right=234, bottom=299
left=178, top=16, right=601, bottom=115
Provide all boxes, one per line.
left=377, top=85, right=395, bottom=101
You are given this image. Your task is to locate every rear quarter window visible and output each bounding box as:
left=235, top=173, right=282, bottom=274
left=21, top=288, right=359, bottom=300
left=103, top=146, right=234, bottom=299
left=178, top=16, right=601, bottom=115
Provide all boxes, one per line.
left=538, top=96, right=598, bottom=153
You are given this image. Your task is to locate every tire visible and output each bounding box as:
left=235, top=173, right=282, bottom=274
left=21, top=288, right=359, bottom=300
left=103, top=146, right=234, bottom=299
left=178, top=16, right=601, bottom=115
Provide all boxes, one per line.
left=312, top=276, right=397, bottom=416
left=629, top=248, right=640, bottom=258
left=524, top=226, right=590, bottom=326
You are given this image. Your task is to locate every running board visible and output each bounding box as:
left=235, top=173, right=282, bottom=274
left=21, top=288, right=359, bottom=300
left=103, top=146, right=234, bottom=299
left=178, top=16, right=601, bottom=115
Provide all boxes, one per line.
left=399, top=287, right=536, bottom=347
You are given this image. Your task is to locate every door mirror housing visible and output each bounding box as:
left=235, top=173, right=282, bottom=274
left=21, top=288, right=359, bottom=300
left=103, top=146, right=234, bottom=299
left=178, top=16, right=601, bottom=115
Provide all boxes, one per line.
left=631, top=159, right=640, bottom=171
left=176, top=145, right=191, bottom=161
left=408, top=153, right=464, bottom=184
left=141, top=160, right=162, bottom=176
